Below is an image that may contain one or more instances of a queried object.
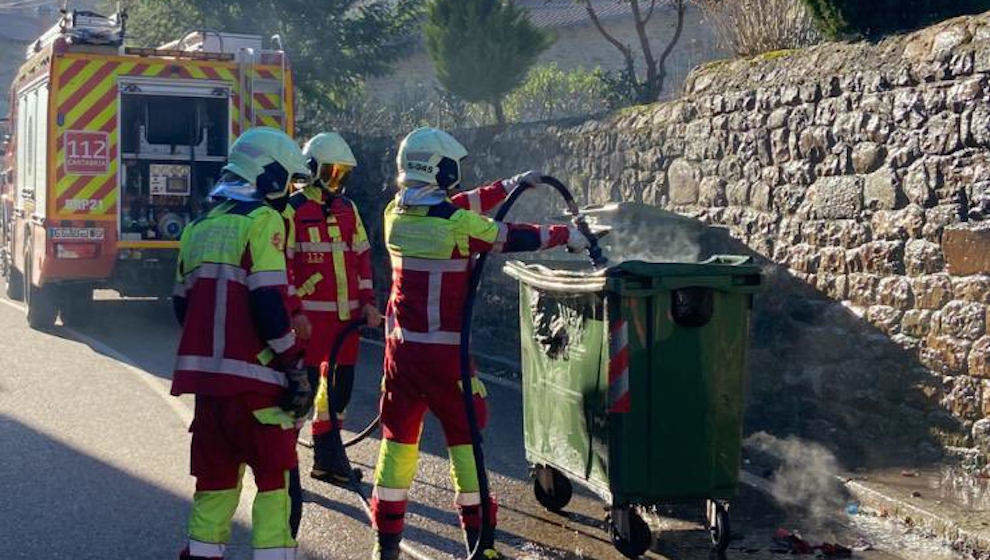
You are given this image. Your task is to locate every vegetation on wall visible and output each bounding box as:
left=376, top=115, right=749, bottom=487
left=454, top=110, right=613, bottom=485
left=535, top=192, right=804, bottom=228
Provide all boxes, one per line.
left=696, top=0, right=821, bottom=57
left=800, top=0, right=990, bottom=39
left=424, top=0, right=553, bottom=126
left=504, top=63, right=616, bottom=122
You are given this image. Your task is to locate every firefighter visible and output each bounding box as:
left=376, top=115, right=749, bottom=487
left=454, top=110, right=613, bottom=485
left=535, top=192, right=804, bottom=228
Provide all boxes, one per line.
left=283, top=131, right=382, bottom=484
left=171, top=127, right=314, bottom=560
left=371, top=127, right=603, bottom=560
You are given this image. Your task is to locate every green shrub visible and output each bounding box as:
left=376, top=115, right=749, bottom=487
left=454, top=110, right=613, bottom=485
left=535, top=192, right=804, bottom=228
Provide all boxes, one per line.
left=801, top=0, right=990, bottom=38
left=503, top=63, right=615, bottom=122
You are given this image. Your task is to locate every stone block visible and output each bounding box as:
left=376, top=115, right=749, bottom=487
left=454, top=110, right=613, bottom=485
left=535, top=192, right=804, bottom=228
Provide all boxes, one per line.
left=787, top=243, right=819, bottom=274
left=750, top=181, right=772, bottom=211
left=923, top=204, right=963, bottom=242
left=858, top=240, right=905, bottom=274
left=953, top=275, right=990, bottom=304
left=904, top=161, right=936, bottom=207
left=812, top=176, right=863, bottom=219
left=911, top=274, right=954, bottom=309
left=971, top=336, right=990, bottom=378
left=935, top=300, right=987, bottom=340
left=922, top=334, right=972, bottom=375
left=878, top=276, right=914, bottom=309
left=847, top=273, right=881, bottom=306
left=902, top=309, right=935, bottom=338
left=853, top=142, right=886, bottom=174
left=699, top=176, right=727, bottom=207
left=726, top=180, right=749, bottom=207
left=943, top=224, right=990, bottom=275
left=941, top=374, right=981, bottom=421
left=863, top=167, right=898, bottom=210
left=819, top=247, right=847, bottom=274
left=867, top=305, right=904, bottom=334
left=667, top=159, right=699, bottom=205
left=816, top=274, right=848, bottom=300
left=904, top=239, right=945, bottom=276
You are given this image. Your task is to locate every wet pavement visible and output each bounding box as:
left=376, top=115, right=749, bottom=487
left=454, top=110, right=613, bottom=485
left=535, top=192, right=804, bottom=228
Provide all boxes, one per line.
left=0, top=291, right=969, bottom=559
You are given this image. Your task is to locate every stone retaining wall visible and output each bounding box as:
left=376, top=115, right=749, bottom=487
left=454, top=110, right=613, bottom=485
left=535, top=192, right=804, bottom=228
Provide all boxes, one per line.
left=346, top=13, right=990, bottom=468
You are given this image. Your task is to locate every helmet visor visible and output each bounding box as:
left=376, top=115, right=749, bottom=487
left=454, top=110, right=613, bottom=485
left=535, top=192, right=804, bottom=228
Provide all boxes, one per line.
left=320, top=163, right=353, bottom=192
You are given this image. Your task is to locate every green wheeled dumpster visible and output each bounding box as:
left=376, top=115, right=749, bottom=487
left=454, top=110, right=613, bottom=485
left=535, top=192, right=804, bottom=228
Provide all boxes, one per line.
left=503, top=256, right=762, bottom=558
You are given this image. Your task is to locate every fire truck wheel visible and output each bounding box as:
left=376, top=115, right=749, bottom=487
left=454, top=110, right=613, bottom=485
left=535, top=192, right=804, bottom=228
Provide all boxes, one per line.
left=5, top=266, right=23, bottom=301
left=24, top=259, right=56, bottom=330
left=59, top=285, right=94, bottom=328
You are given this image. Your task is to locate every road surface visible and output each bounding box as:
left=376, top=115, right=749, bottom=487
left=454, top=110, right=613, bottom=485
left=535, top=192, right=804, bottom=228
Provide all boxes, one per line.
left=0, top=293, right=959, bottom=559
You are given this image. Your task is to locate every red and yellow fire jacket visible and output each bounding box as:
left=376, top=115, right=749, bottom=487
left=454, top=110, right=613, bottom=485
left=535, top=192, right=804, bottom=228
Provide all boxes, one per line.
left=384, top=181, right=569, bottom=348
left=171, top=200, right=302, bottom=398
left=283, top=185, right=374, bottom=321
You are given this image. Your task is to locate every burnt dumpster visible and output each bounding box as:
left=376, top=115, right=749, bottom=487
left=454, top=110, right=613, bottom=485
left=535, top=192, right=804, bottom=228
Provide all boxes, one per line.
left=503, top=256, right=761, bottom=558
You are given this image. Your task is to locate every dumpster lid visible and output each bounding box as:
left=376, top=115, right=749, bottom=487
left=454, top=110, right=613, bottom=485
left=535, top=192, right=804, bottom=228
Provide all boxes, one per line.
left=503, top=255, right=762, bottom=294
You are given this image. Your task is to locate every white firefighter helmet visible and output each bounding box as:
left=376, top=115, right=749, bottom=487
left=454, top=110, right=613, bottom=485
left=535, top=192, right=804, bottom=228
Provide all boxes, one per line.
left=222, top=127, right=311, bottom=198
left=303, top=132, right=357, bottom=168
left=396, top=127, right=468, bottom=190
left=303, top=132, right=357, bottom=193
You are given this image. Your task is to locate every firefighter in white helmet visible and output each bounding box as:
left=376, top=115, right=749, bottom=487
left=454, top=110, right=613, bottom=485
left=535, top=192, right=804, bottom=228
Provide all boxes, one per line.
left=283, top=132, right=382, bottom=484
left=370, top=127, right=600, bottom=560
left=173, top=127, right=314, bottom=560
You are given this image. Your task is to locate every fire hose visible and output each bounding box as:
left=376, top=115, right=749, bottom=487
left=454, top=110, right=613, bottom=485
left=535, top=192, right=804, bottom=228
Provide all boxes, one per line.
left=457, top=175, right=607, bottom=558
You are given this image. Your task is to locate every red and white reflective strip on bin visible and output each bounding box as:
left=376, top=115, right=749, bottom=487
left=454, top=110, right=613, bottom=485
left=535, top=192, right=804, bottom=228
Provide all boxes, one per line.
left=608, top=318, right=631, bottom=413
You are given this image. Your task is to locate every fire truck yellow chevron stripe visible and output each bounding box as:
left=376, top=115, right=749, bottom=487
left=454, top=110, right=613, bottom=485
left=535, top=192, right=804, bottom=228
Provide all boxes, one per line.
left=56, top=60, right=106, bottom=105
left=187, top=65, right=207, bottom=79
left=60, top=62, right=135, bottom=130
left=143, top=63, right=166, bottom=76
left=215, top=67, right=236, bottom=82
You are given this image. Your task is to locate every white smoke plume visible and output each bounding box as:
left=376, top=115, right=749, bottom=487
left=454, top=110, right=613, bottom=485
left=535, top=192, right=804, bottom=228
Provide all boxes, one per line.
left=745, top=431, right=847, bottom=532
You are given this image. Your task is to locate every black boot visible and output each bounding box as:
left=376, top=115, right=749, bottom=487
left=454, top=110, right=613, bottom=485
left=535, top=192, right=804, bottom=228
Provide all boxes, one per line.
left=372, top=532, right=401, bottom=560
left=464, top=525, right=500, bottom=560
left=310, top=428, right=357, bottom=486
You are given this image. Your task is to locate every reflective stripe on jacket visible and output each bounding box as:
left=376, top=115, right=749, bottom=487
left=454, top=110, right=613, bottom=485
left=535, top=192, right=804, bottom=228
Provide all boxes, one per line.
left=384, top=181, right=569, bottom=347
left=284, top=186, right=374, bottom=321
left=171, top=200, right=299, bottom=397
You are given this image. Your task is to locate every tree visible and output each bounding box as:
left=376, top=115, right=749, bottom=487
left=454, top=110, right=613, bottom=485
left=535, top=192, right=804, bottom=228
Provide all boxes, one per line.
left=115, top=0, right=423, bottom=119
left=800, top=0, right=990, bottom=39
left=424, top=0, right=554, bottom=126
left=577, top=0, right=687, bottom=104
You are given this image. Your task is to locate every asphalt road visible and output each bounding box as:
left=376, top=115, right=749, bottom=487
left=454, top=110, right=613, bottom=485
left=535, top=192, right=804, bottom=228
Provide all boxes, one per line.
left=0, top=293, right=957, bottom=560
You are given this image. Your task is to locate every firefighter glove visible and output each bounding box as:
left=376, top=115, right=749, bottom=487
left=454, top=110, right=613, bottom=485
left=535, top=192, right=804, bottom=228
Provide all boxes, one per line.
left=566, top=220, right=610, bottom=252
left=280, top=363, right=314, bottom=419
left=503, top=170, right=543, bottom=192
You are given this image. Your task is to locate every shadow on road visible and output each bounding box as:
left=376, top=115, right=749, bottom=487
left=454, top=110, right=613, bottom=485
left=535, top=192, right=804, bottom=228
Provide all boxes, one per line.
left=0, top=414, right=251, bottom=559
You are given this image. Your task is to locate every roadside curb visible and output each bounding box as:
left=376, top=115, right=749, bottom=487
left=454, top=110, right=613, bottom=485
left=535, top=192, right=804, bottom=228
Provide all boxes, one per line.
left=843, top=476, right=990, bottom=554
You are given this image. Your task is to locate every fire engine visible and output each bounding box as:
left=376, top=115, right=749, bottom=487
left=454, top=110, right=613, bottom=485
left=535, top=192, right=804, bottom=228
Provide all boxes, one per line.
left=1, top=9, right=295, bottom=328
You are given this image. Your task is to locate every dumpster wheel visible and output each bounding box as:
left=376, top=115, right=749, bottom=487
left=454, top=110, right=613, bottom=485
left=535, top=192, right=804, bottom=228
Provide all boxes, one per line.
left=608, top=506, right=652, bottom=559
left=705, top=499, right=730, bottom=554
left=532, top=465, right=572, bottom=512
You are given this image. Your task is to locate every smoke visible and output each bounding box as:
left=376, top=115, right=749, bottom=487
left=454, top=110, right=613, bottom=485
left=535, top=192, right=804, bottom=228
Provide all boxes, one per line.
left=745, top=431, right=847, bottom=532
left=580, top=202, right=703, bottom=264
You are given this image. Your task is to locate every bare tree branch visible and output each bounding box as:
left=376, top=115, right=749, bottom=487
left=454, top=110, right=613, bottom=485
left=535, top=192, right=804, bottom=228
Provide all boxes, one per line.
left=643, top=0, right=659, bottom=24
left=629, top=0, right=657, bottom=100
left=581, top=0, right=632, bottom=59
left=654, top=0, right=686, bottom=95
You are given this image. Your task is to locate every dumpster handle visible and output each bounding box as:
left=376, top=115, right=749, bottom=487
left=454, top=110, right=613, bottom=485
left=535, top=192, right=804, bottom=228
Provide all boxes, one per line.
left=459, top=175, right=600, bottom=557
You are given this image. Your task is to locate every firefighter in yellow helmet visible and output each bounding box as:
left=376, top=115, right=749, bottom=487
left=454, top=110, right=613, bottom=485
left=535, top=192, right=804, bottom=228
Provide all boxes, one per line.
left=171, top=127, right=314, bottom=560
left=283, top=132, right=382, bottom=484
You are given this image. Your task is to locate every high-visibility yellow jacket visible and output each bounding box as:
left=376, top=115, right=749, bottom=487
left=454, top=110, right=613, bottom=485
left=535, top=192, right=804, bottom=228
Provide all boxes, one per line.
left=171, top=199, right=301, bottom=397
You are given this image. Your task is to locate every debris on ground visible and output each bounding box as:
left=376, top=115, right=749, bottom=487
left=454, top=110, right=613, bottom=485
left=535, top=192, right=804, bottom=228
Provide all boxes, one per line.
left=901, top=470, right=920, bottom=477
left=771, top=529, right=852, bottom=556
